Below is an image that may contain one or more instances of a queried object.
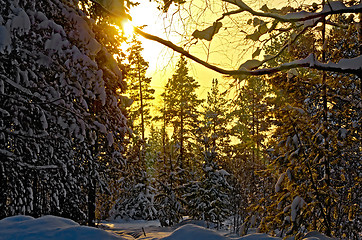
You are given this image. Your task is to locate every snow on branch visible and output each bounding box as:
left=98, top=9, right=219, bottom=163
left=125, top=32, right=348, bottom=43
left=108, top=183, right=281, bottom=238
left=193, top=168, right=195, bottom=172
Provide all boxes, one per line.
left=0, top=149, right=58, bottom=170
left=135, top=28, right=362, bottom=76
left=224, top=0, right=362, bottom=22
left=18, top=162, right=59, bottom=170
left=0, top=149, right=16, bottom=158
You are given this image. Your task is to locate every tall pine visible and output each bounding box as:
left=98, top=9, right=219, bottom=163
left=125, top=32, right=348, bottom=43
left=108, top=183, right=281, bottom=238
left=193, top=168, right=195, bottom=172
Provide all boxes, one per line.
left=162, top=55, right=203, bottom=171
left=155, top=55, right=202, bottom=226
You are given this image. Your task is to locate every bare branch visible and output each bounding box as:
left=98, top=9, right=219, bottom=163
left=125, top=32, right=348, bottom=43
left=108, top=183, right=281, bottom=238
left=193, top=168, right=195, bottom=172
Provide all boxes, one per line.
left=135, top=28, right=362, bottom=76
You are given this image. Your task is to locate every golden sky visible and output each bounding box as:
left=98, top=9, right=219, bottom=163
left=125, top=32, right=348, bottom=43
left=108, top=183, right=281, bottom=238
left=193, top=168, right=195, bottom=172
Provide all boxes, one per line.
left=125, top=0, right=307, bottom=100
left=126, top=0, right=231, bottom=100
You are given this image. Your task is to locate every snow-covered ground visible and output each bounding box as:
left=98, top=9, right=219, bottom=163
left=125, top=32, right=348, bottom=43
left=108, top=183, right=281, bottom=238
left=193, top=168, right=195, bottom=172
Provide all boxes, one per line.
left=0, top=215, right=335, bottom=240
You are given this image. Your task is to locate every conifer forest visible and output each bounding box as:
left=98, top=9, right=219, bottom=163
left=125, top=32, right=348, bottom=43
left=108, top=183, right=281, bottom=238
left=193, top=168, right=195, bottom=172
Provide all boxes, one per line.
left=0, top=0, right=361, bottom=239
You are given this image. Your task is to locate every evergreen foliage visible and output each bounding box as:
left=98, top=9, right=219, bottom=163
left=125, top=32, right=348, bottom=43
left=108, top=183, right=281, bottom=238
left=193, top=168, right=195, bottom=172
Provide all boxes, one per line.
left=258, top=15, right=361, bottom=239
left=153, top=55, right=204, bottom=226
left=0, top=0, right=129, bottom=224
left=125, top=36, right=155, bottom=139
left=161, top=55, right=203, bottom=170
left=1, top=1, right=360, bottom=238
left=201, top=79, right=231, bottom=158
left=184, top=149, right=232, bottom=229
left=109, top=35, right=157, bottom=221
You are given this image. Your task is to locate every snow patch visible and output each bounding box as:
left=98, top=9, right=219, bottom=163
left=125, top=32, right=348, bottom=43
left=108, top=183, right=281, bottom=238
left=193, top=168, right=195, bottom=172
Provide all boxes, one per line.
left=160, top=224, right=227, bottom=240
left=11, top=8, right=31, bottom=35
left=45, top=33, right=64, bottom=52
left=240, top=233, right=281, bottom=240
left=107, top=132, right=114, bottom=146
left=94, top=120, right=107, bottom=134
left=0, top=216, right=336, bottom=240
left=0, top=25, right=11, bottom=53
left=302, top=231, right=337, bottom=240
left=275, top=172, right=286, bottom=193
left=0, top=215, right=126, bottom=240
left=291, top=196, right=305, bottom=222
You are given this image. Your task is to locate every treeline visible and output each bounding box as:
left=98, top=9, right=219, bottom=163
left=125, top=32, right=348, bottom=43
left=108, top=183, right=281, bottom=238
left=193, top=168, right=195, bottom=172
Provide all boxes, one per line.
left=0, top=0, right=360, bottom=239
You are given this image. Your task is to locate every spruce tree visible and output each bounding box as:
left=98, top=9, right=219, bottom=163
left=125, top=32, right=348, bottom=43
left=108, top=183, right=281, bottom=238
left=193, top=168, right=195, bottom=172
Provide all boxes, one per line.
left=111, top=139, right=158, bottom=220
left=0, top=0, right=129, bottom=225
left=153, top=89, right=184, bottom=227
left=184, top=149, right=232, bottom=229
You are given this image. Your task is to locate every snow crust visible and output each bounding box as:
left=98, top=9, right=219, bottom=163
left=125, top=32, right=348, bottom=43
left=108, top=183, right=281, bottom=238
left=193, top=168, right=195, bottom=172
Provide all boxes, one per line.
left=291, top=196, right=305, bottom=222
left=11, top=8, right=31, bottom=34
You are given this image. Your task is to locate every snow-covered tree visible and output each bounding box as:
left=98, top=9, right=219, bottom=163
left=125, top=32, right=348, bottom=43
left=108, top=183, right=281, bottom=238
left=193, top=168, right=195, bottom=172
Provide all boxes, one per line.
left=111, top=158, right=157, bottom=220
left=184, top=149, right=232, bottom=229
left=0, top=0, right=129, bottom=225
left=151, top=56, right=203, bottom=227
left=258, top=15, right=361, bottom=238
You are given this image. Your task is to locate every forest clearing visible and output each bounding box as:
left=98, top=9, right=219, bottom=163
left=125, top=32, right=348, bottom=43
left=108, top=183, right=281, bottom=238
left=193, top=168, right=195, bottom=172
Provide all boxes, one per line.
left=0, top=0, right=360, bottom=239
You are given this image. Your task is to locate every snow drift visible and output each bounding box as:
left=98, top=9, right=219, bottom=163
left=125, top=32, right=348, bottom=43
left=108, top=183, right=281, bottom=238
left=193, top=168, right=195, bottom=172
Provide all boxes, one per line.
left=0, top=215, right=126, bottom=240
left=0, top=215, right=336, bottom=240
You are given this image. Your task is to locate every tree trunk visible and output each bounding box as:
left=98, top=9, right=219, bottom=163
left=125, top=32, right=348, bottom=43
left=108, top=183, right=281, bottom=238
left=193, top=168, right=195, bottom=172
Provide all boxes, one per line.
left=88, top=101, right=99, bottom=226
left=180, top=101, right=184, bottom=166
left=32, top=173, right=39, bottom=217
left=0, top=165, right=7, bottom=218
left=88, top=176, right=96, bottom=226
left=321, top=2, right=331, bottom=235
left=138, top=63, right=146, bottom=169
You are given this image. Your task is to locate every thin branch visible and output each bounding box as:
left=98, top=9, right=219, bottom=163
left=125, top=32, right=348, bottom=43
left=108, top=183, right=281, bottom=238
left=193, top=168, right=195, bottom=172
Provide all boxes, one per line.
left=224, top=0, right=362, bottom=22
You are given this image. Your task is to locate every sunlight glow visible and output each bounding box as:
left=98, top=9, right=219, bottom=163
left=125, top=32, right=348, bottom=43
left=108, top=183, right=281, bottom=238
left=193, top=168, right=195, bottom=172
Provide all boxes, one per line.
left=103, top=223, right=115, bottom=228
left=124, top=1, right=224, bottom=99
left=121, top=20, right=134, bottom=38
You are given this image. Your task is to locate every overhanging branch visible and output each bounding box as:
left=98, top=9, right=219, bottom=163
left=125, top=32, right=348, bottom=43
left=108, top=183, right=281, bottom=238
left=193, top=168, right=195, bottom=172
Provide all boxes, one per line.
left=135, top=28, right=362, bottom=76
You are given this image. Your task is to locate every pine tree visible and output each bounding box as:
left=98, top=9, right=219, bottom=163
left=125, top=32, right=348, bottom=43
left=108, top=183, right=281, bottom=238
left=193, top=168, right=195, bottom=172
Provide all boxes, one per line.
left=153, top=56, right=203, bottom=226
left=231, top=76, right=272, bottom=165
left=126, top=36, right=155, bottom=142
left=161, top=55, right=203, bottom=171
left=108, top=35, right=157, bottom=221
left=222, top=75, right=274, bottom=234
left=201, top=78, right=231, bottom=159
